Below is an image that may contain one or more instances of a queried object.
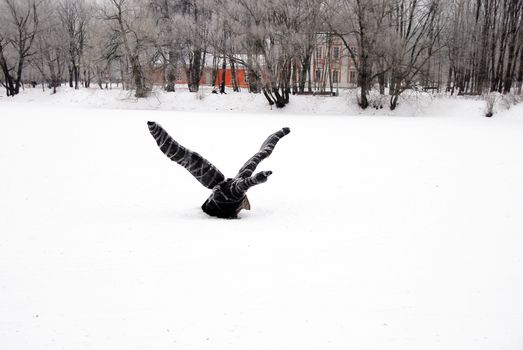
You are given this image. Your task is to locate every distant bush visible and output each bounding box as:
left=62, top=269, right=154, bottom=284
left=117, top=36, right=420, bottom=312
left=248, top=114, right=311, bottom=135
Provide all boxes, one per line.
left=483, top=92, right=522, bottom=117
left=484, top=93, right=497, bottom=117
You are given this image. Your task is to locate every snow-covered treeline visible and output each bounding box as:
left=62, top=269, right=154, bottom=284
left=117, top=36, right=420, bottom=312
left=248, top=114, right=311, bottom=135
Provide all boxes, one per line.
left=0, top=0, right=522, bottom=110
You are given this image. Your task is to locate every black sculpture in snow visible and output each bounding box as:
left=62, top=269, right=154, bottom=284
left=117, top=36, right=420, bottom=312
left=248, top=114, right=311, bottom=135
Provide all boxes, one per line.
left=147, top=121, right=290, bottom=218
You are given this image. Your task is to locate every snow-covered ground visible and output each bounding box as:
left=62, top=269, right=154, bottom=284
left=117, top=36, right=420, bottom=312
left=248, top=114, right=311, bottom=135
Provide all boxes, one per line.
left=0, top=85, right=492, bottom=116
left=1, top=88, right=523, bottom=350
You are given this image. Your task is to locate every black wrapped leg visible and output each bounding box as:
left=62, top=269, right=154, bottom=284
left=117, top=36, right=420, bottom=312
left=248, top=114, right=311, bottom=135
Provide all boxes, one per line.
left=234, top=171, right=273, bottom=192
left=148, top=121, right=225, bottom=189
left=236, top=128, right=290, bottom=179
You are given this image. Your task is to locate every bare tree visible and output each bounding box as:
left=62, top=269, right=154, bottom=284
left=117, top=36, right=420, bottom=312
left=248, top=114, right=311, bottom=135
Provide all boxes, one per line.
left=102, top=0, right=151, bottom=97
left=31, top=0, right=67, bottom=94
left=500, top=0, right=522, bottom=93
left=0, top=0, right=38, bottom=96
left=326, top=0, right=391, bottom=108
left=387, top=0, right=443, bottom=110
left=445, top=0, right=522, bottom=96
left=58, top=0, right=90, bottom=89
left=149, top=0, right=181, bottom=92
left=177, top=0, right=211, bottom=92
left=223, top=0, right=318, bottom=107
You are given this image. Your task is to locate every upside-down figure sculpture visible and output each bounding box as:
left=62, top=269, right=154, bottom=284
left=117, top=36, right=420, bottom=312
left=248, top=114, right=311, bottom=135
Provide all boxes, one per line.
left=147, top=121, right=290, bottom=219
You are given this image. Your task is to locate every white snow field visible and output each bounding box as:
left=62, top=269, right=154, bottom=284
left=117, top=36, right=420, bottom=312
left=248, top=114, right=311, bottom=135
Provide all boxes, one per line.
left=1, top=88, right=523, bottom=350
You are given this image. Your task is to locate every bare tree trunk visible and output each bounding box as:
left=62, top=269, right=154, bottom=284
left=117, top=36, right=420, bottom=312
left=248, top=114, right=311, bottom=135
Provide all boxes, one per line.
left=187, top=49, right=204, bottom=92
left=503, top=39, right=518, bottom=94
left=378, top=71, right=385, bottom=95
left=356, top=0, right=370, bottom=109
left=262, top=82, right=287, bottom=108
left=246, top=55, right=259, bottom=93
left=326, top=34, right=333, bottom=94
left=219, top=55, right=226, bottom=93
left=165, top=49, right=177, bottom=92
left=74, top=65, right=79, bottom=89
left=14, top=54, right=26, bottom=95
left=307, top=63, right=312, bottom=92
left=130, top=55, right=146, bottom=97
left=165, top=57, right=176, bottom=92
left=85, top=69, right=91, bottom=88
left=291, top=59, right=298, bottom=94
left=389, top=68, right=402, bottom=110
left=68, top=66, right=73, bottom=87
left=118, top=58, right=126, bottom=90
left=111, top=1, right=147, bottom=97
left=358, top=52, right=370, bottom=109
left=517, top=47, right=523, bottom=94
left=0, top=48, right=15, bottom=96
left=96, top=66, right=104, bottom=89
left=299, top=54, right=311, bottom=93
left=230, top=58, right=239, bottom=92
left=285, top=60, right=291, bottom=101
left=502, top=0, right=522, bottom=94
left=493, top=0, right=510, bottom=92
left=210, top=55, right=219, bottom=91
left=489, top=0, right=500, bottom=92
left=446, top=65, right=453, bottom=93
left=247, top=68, right=259, bottom=93
left=477, top=0, right=492, bottom=94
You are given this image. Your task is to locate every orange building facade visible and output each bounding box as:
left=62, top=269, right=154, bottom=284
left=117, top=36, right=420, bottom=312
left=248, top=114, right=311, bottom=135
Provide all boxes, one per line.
left=150, top=66, right=250, bottom=89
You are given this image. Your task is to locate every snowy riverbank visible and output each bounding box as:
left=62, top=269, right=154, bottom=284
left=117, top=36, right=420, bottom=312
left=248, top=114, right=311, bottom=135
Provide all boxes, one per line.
left=0, top=85, right=500, bottom=117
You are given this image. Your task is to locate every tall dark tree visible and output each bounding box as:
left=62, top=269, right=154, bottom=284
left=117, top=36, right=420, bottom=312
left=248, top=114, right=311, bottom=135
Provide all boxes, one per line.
left=103, top=0, right=149, bottom=97
left=0, top=0, right=38, bottom=96
left=58, top=0, right=89, bottom=90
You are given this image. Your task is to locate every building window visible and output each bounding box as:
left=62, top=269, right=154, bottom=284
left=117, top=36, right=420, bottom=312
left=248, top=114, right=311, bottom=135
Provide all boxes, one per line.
left=349, top=70, right=356, bottom=83
left=315, top=69, right=321, bottom=82
left=316, top=47, right=322, bottom=60
left=333, top=47, right=340, bottom=59
left=332, top=70, right=339, bottom=83
left=176, top=69, right=183, bottom=81
left=349, top=46, right=358, bottom=56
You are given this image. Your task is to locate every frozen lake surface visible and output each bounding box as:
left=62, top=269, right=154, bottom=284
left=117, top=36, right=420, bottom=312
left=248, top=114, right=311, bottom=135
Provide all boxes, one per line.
left=1, top=89, right=523, bottom=350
